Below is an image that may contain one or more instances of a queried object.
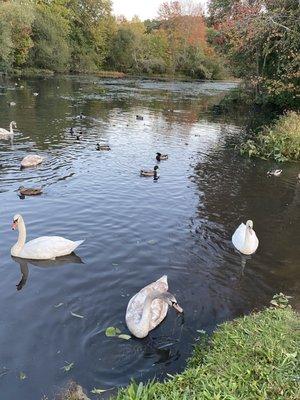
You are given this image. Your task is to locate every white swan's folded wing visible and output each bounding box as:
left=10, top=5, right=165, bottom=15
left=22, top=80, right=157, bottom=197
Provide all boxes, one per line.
left=232, top=223, right=246, bottom=252
left=20, top=236, right=84, bottom=260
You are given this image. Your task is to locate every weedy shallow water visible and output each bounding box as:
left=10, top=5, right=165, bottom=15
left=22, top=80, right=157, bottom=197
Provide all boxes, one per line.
left=0, top=76, right=299, bottom=399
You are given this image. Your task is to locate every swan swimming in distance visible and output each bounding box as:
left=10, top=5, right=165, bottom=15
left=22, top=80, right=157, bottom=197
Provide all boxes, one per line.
left=232, top=220, right=259, bottom=255
left=0, top=121, right=17, bottom=141
left=267, top=169, right=282, bottom=177
left=11, top=214, right=84, bottom=260
left=126, top=275, right=183, bottom=338
left=20, top=155, right=44, bottom=169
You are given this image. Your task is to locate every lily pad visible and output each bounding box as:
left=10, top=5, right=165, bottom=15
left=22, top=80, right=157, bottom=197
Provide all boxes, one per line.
left=19, top=371, right=27, bottom=380
left=61, top=362, right=74, bottom=372
left=118, top=334, right=131, bottom=340
left=105, top=326, right=121, bottom=337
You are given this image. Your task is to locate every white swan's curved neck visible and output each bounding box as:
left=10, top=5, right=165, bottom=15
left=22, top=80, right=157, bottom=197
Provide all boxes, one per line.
left=138, top=290, right=168, bottom=333
left=9, top=122, right=14, bottom=134
left=14, top=218, right=26, bottom=254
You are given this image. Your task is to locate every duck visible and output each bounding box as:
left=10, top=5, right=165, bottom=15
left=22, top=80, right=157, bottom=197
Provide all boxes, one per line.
left=8, top=101, right=16, bottom=107
left=126, top=275, right=183, bottom=338
left=18, top=186, right=43, bottom=196
left=96, top=143, right=111, bottom=151
left=75, top=112, right=85, bottom=120
left=232, top=220, right=259, bottom=255
left=267, top=169, right=282, bottom=177
left=140, top=165, right=159, bottom=178
left=20, top=155, right=43, bottom=169
left=33, top=92, right=39, bottom=96
left=156, top=152, right=168, bottom=161
left=0, top=121, right=17, bottom=140
left=136, top=115, right=144, bottom=121
left=11, top=214, right=84, bottom=260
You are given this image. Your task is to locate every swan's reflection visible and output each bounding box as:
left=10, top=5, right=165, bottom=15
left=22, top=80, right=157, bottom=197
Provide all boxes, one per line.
left=12, top=253, right=84, bottom=290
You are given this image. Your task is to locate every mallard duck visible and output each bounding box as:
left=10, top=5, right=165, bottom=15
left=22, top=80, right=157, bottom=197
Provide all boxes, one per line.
left=140, top=166, right=159, bottom=177
left=126, top=275, right=183, bottom=338
left=136, top=115, right=144, bottom=120
left=156, top=152, right=168, bottom=161
left=232, top=220, right=259, bottom=255
left=11, top=214, right=84, bottom=260
left=20, top=155, right=43, bottom=169
left=267, top=169, right=282, bottom=177
left=18, top=186, right=43, bottom=196
left=96, top=143, right=111, bottom=151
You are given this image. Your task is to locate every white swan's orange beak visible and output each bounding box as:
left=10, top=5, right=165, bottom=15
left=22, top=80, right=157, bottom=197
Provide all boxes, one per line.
left=173, top=303, right=183, bottom=313
left=11, top=221, right=17, bottom=230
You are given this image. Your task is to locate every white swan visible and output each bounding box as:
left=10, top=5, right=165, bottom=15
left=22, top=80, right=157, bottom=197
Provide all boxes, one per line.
left=232, top=220, right=259, bottom=255
left=0, top=121, right=17, bottom=140
left=21, top=155, right=44, bottom=168
left=267, top=169, right=282, bottom=177
left=11, top=214, right=84, bottom=260
left=126, top=275, right=183, bottom=338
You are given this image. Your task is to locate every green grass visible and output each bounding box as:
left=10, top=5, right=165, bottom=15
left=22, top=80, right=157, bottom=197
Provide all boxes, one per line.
left=240, top=111, right=300, bottom=162
left=114, top=298, right=299, bottom=400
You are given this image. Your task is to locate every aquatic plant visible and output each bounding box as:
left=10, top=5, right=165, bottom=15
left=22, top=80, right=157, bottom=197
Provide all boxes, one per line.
left=240, top=111, right=300, bottom=162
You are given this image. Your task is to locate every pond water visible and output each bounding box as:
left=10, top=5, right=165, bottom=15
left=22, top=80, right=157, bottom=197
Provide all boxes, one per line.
left=0, top=76, right=299, bottom=399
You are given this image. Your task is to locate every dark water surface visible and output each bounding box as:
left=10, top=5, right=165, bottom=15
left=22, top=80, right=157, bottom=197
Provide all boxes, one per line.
left=0, top=76, right=299, bottom=399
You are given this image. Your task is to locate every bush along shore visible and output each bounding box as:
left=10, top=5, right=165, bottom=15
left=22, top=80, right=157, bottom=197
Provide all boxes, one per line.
left=239, top=111, right=300, bottom=162
left=60, top=294, right=299, bottom=400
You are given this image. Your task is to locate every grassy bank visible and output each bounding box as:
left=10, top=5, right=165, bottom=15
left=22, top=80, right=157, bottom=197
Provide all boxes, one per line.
left=61, top=295, right=299, bottom=400
left=240, top=111, right=300, bottom=162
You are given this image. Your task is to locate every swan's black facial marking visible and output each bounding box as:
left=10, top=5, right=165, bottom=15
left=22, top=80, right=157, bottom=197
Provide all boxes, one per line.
left=13, top=218, right=19, bottom=223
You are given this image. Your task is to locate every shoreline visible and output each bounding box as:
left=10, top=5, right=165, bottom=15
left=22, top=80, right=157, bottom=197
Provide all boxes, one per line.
left=61, top=296, right=299, bottom=400
left=0, top=68, right=238, bottom=83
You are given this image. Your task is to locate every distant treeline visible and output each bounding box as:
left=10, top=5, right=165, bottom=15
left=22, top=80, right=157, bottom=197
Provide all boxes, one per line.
left=0, top=0, right=226, bottom=79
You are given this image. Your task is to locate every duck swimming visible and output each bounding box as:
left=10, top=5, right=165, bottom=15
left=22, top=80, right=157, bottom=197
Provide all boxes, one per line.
left=18, top=186, right=43, bottom=196
left=140, top=165, right=159, bottom=178
left=96, top=143, right=111, bottom=151
left=126, top=275, right=183, bottom=338
left=156, top=152, right=168, bottom=161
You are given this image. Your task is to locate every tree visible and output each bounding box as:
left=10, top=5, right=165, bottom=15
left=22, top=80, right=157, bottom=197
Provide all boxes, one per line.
left=208, top=0, right=300, bottom=106
left=30, top=0, right=71, bottom=71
